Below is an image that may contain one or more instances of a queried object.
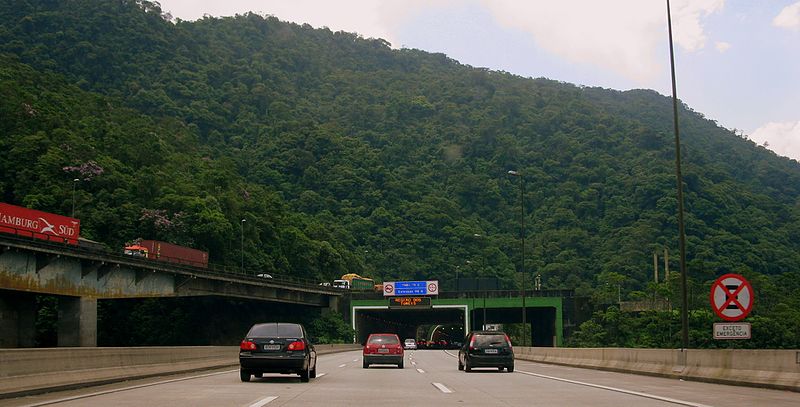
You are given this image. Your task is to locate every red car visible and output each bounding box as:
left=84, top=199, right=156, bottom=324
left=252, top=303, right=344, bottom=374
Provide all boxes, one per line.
left=363, top=333, right=404, bottom=368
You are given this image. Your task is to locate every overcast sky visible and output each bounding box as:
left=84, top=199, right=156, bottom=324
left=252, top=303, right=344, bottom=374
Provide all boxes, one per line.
left=157, top=0, right=800, bottom=161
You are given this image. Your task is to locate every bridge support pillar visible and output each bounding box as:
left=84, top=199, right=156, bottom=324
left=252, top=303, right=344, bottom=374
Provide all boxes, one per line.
left=58, top=296, right=97, bottom=347
left=0, top=290, right=37, bottom=348
left=325, top=295, right=339, bottom=315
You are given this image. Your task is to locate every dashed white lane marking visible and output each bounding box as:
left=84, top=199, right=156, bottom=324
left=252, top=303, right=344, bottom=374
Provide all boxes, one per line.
left=516, top=370, right=712, bottom=407
left=317, top=373, right=327, bottom=378
left=338, top=364, right=347, bottom=368
left=411, top=361, right=417, bottom=366
left=416, top=368, right=426, bottom=373
left=248, top=396, right=278, bottom=407
left=352, top=359, right=358, bottom=362
left=432, top=382, right=453, bottom=394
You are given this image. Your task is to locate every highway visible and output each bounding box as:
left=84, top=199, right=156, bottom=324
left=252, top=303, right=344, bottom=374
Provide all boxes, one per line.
left=3, top=350, right=797, bottom=407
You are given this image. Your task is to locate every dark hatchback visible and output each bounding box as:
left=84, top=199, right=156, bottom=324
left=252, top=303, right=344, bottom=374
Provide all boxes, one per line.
left=239, top=322, right=317, bottom=382
left=458, top=331, right=514, bottom=372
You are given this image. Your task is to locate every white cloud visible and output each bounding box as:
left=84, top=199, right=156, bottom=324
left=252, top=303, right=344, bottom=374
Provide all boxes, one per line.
left=750, top=121, right=800, bottom=161
left=773, top=2, right=800, bottom=31
left=715, top=41, right=731, bottom=52
left=158, top=0, right=450, bottom=48
left=481, top=0, right=724, bottom=84
left=159, top=1, right=725, bottom=86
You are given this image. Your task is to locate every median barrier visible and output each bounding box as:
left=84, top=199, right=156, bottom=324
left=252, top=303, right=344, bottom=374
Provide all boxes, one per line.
left=514, top=347, right=800, bottom=392
left=0, top=344, right=361, bottom=398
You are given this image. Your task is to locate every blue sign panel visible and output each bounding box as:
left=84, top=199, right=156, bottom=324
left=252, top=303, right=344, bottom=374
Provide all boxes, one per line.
left=395, top=281, right=428, bottom=296
left=382, top=280, right=439, bottom=296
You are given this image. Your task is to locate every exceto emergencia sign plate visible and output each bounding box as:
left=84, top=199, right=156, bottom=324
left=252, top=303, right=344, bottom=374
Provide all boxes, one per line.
left=713, top=322, right=751, bottom=340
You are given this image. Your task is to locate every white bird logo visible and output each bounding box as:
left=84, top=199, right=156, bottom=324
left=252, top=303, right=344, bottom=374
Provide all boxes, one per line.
left=38, top=217, right=59, bottom=235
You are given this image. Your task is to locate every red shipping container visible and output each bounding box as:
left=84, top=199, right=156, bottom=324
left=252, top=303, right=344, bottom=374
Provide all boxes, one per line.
left=0, top=202, right=80, bottom=245
left=137, top=240, right=209, bottom=268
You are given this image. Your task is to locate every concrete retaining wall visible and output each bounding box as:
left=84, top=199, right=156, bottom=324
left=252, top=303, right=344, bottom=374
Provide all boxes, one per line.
left=515, top=347, right=800, bottom=392
left=3, top=346, right=797, bottom=397
left=0, top=344, right=361, bottom=398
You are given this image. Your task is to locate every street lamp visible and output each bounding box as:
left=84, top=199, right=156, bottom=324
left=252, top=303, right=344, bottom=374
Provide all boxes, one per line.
left=666, top=0, right=690, bottom=350
left=240, top=218, right=246, bottom=274
left=507, top=170, right=527, bottom=347
left=71, top=179, right=79, bottom=217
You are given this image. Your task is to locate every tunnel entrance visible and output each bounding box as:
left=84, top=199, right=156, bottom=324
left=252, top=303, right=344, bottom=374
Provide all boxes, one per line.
left=353, top=305, right=466, bottom=345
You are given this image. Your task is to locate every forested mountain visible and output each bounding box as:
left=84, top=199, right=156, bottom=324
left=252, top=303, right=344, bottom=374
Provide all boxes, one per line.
left=2, top=1, right=799, bottom=347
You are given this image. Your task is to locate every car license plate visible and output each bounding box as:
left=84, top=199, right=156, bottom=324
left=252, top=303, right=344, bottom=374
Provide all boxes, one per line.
left=264, top=344, right=281, bottom=351
left=378, top=348, right=390, bottom=353
left=484, top=348, right=499, bottom=354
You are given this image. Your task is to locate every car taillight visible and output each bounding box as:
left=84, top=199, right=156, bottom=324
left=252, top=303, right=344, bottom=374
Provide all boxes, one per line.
left=469, top=337, right=476, bottom=351
left=240, top=340, right=257, bottom=351
left=395, top=345, right=403, bottom=354
left=504, top=334, right=513, bottom=349
left=287, top=340, right=306, bottom=351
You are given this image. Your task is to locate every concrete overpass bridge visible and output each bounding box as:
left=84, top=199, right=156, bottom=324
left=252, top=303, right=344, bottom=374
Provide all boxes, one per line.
left=0, top=234, right=343, bottom=348
left=0, top=234, right=582, bottom=350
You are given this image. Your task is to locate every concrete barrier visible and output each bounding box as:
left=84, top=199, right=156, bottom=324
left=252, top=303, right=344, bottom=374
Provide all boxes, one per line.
left=515, top=347, right=800, bottom=392
left=0, top=344, right=361, bottom=398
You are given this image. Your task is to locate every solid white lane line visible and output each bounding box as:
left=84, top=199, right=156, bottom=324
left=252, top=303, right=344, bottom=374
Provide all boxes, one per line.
left=18, top=370, right=239, bottom=407
left=516, top=370, right=712, bottom=407
left=432, top=382, right=453, bottom=394
left=338, top=364, right=347, bottom=368
left=416, top=368, right=426, bottom=373
left=247, top=396, right=278, bottom=407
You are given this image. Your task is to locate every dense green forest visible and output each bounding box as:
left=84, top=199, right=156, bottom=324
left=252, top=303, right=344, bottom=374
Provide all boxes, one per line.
left=1, top=0, right=799, bottom=347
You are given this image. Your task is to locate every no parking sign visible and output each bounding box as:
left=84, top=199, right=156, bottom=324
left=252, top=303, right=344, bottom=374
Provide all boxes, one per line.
left=710, top=273, right=753, bottom=322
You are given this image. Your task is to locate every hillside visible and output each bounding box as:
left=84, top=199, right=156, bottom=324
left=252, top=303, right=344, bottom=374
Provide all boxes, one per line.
left=1, top=1, right=799, bottom=347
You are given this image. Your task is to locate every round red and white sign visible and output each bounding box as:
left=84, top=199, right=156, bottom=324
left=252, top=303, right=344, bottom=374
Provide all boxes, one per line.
left=427, top=282, right=438, bottom=294
left=384, top=284, right=394, bottom=294
left=710, top=273, right=753, bottom=322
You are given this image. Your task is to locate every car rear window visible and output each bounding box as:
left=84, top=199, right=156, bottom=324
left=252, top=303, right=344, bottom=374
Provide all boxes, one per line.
left=247, top=323, right=303, bottom=338
left=368, top=335, right=399, bottom=344
left=473, top=334, right=507, bottom=346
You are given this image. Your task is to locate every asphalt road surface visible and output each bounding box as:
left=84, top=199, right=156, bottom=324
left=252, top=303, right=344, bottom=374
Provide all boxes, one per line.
left=3, top=350, right=798, bottom=407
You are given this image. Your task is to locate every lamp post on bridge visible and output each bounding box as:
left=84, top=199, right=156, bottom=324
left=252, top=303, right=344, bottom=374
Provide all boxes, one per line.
left=240, top=218, right=246, bottom=274
left=71, top=178, right=79, bottom=218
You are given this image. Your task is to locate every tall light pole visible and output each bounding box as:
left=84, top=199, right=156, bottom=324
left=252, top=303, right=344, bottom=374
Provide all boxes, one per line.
left=666, top=0, right=690, bottom=350
left=507, top=170, right=527, bottom=346
left=240, top=218, right=246, bottom=274
left=71, top=179, right=79, bottom=218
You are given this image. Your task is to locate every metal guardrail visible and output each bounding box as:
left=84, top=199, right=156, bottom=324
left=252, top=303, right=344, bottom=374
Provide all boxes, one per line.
left=0, top=231, right=344, bottom=295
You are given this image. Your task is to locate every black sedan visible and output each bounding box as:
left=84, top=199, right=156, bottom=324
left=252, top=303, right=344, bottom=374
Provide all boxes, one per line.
left=239, top=322, right=317, bottom=382
left=458, top=331, right=514, bottom=372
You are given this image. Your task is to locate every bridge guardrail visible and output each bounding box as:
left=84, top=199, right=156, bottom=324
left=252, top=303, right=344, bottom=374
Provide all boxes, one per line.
left=0, top=232, right=344, bottom=295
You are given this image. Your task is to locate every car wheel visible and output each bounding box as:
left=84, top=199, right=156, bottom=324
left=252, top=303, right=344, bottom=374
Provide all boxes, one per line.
left=507, top=364, right=514, bottom=373
left=398, top=360, right=404, bottom=369
left=363, top=360, right=369, bottom=369
left=465, top=360, right=472, bottom=372
left=310, top=364, right=317, bottom=379
left=458, top=360, right=464, bottom=371
left=239, top=369, right=251, bottom=382
left=300, top=366, right=310, bottom=382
